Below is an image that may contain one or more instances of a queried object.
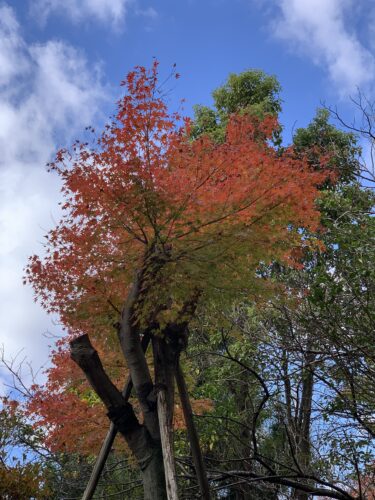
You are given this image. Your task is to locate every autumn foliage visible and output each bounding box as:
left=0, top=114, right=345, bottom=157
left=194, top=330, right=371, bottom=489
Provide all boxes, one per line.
left=25, top=62, right=329, bottom=454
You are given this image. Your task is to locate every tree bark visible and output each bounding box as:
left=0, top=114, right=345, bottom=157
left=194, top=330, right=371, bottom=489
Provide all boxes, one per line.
left=293, top=352, right=315, bottom=500
left=118, top=275, right=160, bottom=441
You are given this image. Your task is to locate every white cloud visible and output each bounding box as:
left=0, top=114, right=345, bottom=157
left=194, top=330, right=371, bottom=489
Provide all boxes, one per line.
left=270, top=0, right=375, bottom=96
left=0, top=5, right=108, bottom=390
left=31, top=0, right=133, bottom=29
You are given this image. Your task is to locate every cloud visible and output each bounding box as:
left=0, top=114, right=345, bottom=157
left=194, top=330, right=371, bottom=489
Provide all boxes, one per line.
left=0, top=6, right=28, bottom=86
left=270, top=0, right=375, bottom=96
left=0, top=5, right=108, bottom=389
left=30, top=0, right=133, bottom=29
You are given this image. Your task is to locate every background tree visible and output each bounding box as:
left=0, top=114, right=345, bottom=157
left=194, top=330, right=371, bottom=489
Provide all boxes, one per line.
left=182, top=103, right=374, bottom=499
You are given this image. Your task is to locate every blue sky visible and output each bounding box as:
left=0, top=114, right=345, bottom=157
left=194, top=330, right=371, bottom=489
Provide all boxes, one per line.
left=1, top=0, right=375, bottom=387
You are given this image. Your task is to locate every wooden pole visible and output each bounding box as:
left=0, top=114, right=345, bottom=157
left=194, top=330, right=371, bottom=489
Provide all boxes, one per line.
left=175, top=360, right=211, bottom=499
left=153, top=336, right=179, bottom=500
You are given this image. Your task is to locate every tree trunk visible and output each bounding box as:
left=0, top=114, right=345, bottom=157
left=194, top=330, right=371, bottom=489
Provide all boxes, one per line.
left=141, top=445, right=167, bottom=500
left=293, top=352, right=315, bottom=500
left=118, top=276, right=160, bottom=441
left=109, top=405, right=167, bottom=500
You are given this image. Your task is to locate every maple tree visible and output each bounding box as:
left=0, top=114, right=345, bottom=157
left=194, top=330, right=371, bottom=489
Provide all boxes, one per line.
left=24, top=62, right=330, bottom=499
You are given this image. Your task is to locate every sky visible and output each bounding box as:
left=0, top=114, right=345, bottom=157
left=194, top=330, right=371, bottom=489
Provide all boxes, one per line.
left=1, top=0, right=375, bottom=390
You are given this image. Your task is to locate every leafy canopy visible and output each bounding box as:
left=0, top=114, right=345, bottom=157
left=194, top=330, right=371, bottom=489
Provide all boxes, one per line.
left=191, top=69, right=281, bottom=141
